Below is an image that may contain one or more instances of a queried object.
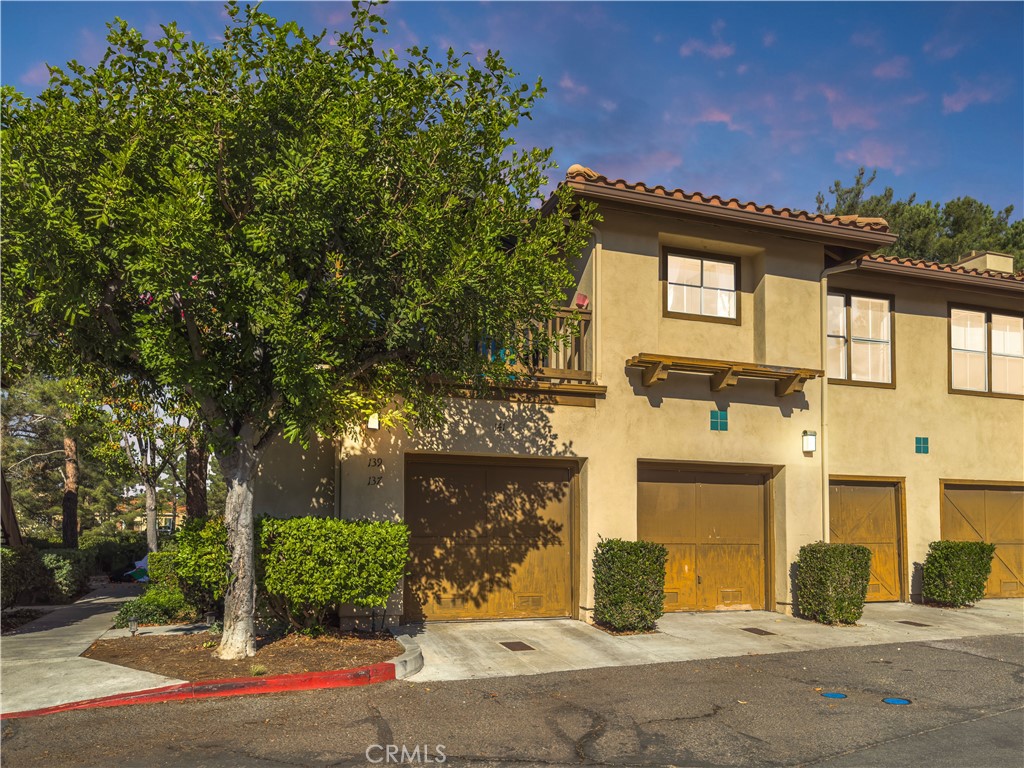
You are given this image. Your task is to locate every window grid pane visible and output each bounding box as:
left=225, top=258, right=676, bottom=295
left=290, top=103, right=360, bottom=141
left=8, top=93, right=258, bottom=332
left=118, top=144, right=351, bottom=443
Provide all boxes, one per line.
left=851, top=296, right=890, bottom=342
left=992, top=354, right=1024, bottom=395
left=951, top=309, right=986, bottom=352
left=992, top=314, right=1024, bottom=357
left=827, top=294, right=846, bottom=337
left=666, top=254, right=736, bottom=319
left=952, top=349, right=988, bottom=391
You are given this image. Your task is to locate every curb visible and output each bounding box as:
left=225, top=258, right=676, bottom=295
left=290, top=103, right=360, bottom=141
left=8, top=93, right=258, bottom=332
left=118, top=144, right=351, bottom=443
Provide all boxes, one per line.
left=389, top=631, right=424, bottom=679
left=0, top=662, right=395, bottom=720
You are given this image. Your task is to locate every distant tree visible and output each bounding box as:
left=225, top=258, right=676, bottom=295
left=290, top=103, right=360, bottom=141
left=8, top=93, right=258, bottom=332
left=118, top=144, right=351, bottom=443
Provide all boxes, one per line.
left=817, top=167, right=1023, bottom=270
left=2, top=4, right=596, bottom=657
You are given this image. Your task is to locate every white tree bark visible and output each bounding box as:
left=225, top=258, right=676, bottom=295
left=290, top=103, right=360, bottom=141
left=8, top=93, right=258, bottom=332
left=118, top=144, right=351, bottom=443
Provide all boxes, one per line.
left=215, top=435, right=260, bottom=660
left=145, top=481, right=158, bottom=553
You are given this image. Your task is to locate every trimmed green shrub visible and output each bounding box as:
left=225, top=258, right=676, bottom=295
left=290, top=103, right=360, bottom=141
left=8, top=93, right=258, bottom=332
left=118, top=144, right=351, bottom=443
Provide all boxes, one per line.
left=592, top=538, right=668, bottom=632
left=114, top=585, right=195, bottom=628
left=0, top=546, right=49, bottom=606
left=146, top=548, right=178, bottom=589
left=922, top=540, right=996, bottom=607
left=40, top=549, right=95, bottom=601
left=795, top=542, right=872, bottom=625
left=80, top=529, right=147, bottom=576
left=174, top=517, right=231, bottom=612
left=1, top=547, right=22, bottom=609
left=259, top=517, right=410, bottom=631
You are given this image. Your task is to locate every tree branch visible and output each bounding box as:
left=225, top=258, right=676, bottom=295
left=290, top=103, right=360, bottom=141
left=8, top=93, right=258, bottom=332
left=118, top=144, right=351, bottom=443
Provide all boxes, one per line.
left=6, top=450, right=66, bottom=469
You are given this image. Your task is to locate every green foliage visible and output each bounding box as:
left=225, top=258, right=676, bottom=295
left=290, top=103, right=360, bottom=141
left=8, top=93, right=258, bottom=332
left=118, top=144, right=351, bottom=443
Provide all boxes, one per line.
left=795, top=542, right=872, bottom=625
left=79, top=528, right=147, bottom=575
left=146, top=548, right=178, bottom=588
left=39, top=549, right=95, bottom=601
left=0, top=545, right=48, bottom=606
left=1, top=547, right=24, bottom=609
left=174, top=517, right=230, bottom=609
left=114, top=585, right=195, bottom=628
left=259, top=517, right=410, bottom=631
left=592, top=538, right=668, bottom=632
left=922, top=540, right=996, bottom=607
left=816, top=167, right=1024, bottom=270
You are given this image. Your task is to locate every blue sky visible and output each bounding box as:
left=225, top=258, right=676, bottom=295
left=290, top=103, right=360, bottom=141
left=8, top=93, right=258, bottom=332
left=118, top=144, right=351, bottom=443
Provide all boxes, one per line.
left=2, top=1, right=1022, bottom=217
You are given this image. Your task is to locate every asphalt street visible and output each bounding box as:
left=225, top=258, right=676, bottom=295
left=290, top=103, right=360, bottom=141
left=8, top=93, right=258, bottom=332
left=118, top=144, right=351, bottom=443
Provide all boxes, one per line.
left=2, top=633, right=1021, bottom=768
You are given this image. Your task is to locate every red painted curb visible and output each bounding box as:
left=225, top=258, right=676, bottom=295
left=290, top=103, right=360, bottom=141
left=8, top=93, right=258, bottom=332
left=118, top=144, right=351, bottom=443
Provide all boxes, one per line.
left=1, top=662, right=395, bottom=720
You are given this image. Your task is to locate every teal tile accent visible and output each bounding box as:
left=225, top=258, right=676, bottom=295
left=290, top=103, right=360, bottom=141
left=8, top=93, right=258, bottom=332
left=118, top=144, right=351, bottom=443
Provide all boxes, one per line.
left=710, top=410, right=729, bottom=432
left=915, top=436, right=929, bottom=454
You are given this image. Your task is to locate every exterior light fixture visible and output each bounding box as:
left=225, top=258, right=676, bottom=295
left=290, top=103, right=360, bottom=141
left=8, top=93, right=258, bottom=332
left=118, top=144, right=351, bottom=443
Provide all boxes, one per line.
left=128, top=617, right=139, bottom=637
left=802, top=430, right=817, bottom=453
left=367, top=413, right=380, bottom=430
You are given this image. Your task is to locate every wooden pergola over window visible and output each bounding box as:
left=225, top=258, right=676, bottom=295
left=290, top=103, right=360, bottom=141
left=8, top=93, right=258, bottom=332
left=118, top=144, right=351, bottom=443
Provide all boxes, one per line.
left=627, top=353, right=823, bottom=397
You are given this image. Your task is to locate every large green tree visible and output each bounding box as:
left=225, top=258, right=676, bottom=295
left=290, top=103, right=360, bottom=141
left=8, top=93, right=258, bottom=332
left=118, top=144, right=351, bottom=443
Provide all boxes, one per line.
left=816, top=167, right=1024, bottom=270
left=2, top=3, right=596, bottom=657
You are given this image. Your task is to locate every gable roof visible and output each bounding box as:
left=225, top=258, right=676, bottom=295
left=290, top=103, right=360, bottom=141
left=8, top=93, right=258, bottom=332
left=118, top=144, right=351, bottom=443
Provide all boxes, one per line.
left=564, top=164, right=891, bottom=234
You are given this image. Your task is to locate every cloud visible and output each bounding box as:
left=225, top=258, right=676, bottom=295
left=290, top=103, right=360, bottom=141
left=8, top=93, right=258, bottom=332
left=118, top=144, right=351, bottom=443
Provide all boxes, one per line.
left=598, top=98, right=618, bottom=113
left=850, top=29, right=883, bottom=51
left=736, top=64, right=749, bottom=75
left=815, top=85, right=880, bottom=130
left=837, top=138, right=906, bottom=174
left=692, top=107, right=745, bottom=132
left=559, top=74, right=590, bottom=99
left=923, top=34, right=963, bottom=60
left=942, top=79, right=1004, bottom=114
left=680, top=21, right=735, bottom=59
left=762, top=31, right=776, bottom=48
left=872, top=56, right=910, bottom=79
left=20, top=61, right=51, bottom=87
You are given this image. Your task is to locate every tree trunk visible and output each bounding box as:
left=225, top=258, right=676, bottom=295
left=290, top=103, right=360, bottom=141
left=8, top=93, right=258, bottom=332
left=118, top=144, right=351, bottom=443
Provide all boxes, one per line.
left=185, top=428, right=208, bottom=519
left=61, top=435, right=79, bottom=549
left=216, top=440, right=260, bottom=660
left=145, top=481, right=158, bottom=553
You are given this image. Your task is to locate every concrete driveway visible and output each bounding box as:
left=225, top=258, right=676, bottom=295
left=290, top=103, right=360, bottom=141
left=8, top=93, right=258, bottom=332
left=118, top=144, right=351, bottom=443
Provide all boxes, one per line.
left=396, top=598, right=1024, bottom=681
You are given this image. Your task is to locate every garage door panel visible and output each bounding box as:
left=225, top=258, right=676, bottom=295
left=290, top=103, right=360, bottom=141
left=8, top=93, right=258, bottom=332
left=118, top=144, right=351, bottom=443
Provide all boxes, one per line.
left=830, top=482, right=902, bottom=603
left=697, top=544, right=764, bottom=610
left=989, top=545, right=1024, bottom=598
left=405, top=461, right=573, bottom=622
left=941, top=484, right=1024, bottom=600
left=661, top=544, right=697, bottom=612
left=941, top=488, right=987, bottom=541
left=984, top=490, right=1024, bottom=544
left=696, top=481, right=763, bottom=544
left=637, top=481, right=696, bottom=544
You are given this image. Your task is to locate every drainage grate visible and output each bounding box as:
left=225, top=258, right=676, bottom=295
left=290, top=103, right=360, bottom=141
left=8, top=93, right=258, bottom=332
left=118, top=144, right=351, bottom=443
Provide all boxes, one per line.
left=499, top=641, right=535, bottom=652
left=741, top=627, right=776, bottom=636
left=897, top=620, right=931, bottom=627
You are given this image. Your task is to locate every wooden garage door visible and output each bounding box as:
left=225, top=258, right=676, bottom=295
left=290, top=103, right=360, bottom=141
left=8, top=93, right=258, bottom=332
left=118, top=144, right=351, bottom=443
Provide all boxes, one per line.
left=404, top=459, right=573, bottom=621
left=637, top=467, right=766, bottom=612
left=829, top=481, right=902, bottom=602
left=941, top=484, right=1024, bottom=598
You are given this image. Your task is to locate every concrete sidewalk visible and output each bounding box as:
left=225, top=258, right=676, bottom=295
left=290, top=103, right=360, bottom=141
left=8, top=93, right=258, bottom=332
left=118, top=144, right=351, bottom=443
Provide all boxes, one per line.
left=397, top=598, right=1024, bottom=681
left=1, top=583, right=185, bottom=714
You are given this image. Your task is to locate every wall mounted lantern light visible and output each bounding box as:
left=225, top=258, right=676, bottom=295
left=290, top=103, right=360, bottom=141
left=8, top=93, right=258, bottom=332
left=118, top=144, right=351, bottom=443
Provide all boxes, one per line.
left=802, top=430, right=817, bottom=453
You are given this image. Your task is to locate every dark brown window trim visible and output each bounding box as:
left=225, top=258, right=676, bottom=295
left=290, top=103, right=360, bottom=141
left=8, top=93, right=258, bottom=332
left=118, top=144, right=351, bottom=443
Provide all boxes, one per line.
left=826, top=289, right=896, bottom=390
left=660, top=247, right=742, bottom=326
left=947, top=302, right=1024, bottom=400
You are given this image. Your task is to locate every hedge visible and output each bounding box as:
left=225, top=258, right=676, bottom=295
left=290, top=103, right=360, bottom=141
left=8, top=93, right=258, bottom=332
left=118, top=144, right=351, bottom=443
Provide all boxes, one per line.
left=79, top=529, right=147, bottom=577
left=259, top=517, right=409, bottom=631
left=114, top=585, right=195, bottom=628
left=592, top=538, right=667, bottom=632
left=39, top=549, right=94, bottom=601
left=1, top=545, right=94, bottom=605
left=795, top=542, right=872, bottom=625
left=174, top=517, right=231, bottom=613
left=922, top=540, right=996, bottom=607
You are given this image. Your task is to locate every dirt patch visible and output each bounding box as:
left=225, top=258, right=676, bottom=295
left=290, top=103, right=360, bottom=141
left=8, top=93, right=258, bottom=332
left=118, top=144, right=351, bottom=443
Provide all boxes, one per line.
left=1, top=609, right=46, bottom=634
left=83, top=630, right=403, bottom=681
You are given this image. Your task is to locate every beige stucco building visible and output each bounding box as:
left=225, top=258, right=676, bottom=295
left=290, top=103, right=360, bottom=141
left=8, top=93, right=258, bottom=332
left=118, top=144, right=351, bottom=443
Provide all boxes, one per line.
left=254, top=166, right=1024, bottom=625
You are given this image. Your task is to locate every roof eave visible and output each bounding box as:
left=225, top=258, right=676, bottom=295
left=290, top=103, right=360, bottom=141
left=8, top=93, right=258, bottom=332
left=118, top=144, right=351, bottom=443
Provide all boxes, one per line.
left=854, top=258, right=1024, bottom=294
left=565, top=179, right=898, bottom=253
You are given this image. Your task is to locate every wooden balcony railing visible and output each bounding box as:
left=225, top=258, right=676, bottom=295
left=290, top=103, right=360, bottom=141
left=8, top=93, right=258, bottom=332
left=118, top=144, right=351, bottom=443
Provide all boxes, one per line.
left=478, top=308, right=593, bottom=384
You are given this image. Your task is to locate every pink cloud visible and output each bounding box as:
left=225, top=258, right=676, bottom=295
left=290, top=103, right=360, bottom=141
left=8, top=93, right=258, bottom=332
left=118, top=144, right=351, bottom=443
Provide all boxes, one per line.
left=558, top=74, right=589, bottom=98
left=837, top=139, right=906, bottom=174
left=923, top=34, right=963, bottom=60
left=680, top=21, right=735, bottom=60
left=850, top=29, right=883, bottom=51
left=815, top=85, right=879, bottom=130
left=598, top=98, right=618, bottom=113
left=942, top=80, right=1002, bottom=114
left=20, top=61, right=51, bottom=87
left=736, top=64, right=749, bottom=75
left=762, top=31, right=776, bottom=48
left=693, top=107, right=745, bottom=132
left=872, top=56, right=910, bottom=79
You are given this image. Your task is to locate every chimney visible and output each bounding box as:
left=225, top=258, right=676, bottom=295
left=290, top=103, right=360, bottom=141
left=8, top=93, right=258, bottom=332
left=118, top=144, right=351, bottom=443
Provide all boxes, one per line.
left=955, top=251, right=1015, bottom=274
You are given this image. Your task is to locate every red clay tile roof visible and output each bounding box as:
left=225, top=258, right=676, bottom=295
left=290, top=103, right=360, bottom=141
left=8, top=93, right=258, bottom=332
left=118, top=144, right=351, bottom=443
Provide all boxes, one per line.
left=565, top=164, right=891, bottom=233
left=859, top=254, right=1024, bottom=282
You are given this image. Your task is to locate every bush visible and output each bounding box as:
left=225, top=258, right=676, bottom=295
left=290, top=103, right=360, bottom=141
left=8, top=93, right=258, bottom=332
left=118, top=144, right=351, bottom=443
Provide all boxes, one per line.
left=1, top=547, right=25, bottom=609
left=592, top=538, right=667, bottom=632
left=259, top=517, right=409, bottom=631
left=174, top=517, right=230, bottom=612
left=795, top=542, right=872, bottom=625
left=0, top=546, right=49, bottom=606
left=922, top=540, right=996, bottom=607
left=114, top=585, right=195, bottom=628
left=80, top=529, right=147, bottom=576
left=146, top=547, right=178, bottom=589
left=39, top=549, right=95, bottom=601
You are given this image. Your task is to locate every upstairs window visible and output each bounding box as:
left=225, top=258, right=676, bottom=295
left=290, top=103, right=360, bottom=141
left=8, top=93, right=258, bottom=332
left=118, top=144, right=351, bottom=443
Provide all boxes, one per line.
left=951, top=307, right=1023, bottom=396
left=827, top=292, right=893, bottom=385
left=664, top=251, right=739, bottom=323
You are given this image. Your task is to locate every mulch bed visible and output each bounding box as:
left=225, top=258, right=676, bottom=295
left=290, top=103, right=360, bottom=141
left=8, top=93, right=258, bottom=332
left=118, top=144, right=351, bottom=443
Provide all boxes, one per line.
left=1, top=609, right=46, bottom=634
left=83, top=630, right=403, bottom=682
